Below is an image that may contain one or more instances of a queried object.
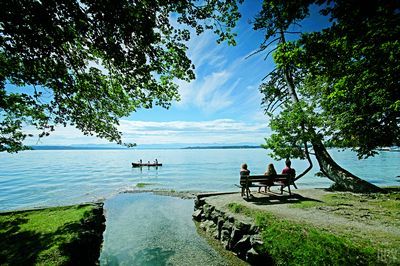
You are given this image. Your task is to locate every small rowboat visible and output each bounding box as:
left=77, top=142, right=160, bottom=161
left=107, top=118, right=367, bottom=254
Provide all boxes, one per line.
left=132, top=162, right=162, bottom=167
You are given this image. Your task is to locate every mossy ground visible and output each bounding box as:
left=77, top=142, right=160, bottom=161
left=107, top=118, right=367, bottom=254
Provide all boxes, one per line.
left=0, top=204, right=102, bottom=265
left=226, top=188, right=400, bottom=265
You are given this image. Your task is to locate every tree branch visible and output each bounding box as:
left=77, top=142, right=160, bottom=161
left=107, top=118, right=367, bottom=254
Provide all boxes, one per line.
left=264, top=47, right=278, bottom=60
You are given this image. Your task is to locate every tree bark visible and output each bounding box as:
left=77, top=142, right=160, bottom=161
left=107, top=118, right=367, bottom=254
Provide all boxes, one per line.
left=278, top=30, right=384, bottom=193
left=311, top=138, right=385, bottom=193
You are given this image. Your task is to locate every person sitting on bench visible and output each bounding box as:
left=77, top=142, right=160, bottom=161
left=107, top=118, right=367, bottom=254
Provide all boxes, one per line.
left=282, top=159, right=296, bottom=182
left=258, top=163, right=277, bottom=193
left=240, top=163, right=250, bottom=197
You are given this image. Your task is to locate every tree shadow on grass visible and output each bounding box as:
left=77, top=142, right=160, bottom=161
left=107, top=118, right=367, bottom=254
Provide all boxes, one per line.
left=0, top=206, right=104, bottom=265
left=0, top=215, right=41, bottom=265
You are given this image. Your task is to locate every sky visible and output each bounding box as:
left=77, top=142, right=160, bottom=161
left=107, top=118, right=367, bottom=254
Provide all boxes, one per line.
left=19, top=1, right=329, bottom=147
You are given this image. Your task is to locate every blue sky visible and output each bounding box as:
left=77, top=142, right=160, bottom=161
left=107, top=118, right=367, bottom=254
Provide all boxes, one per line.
left=21, top=2, right=329, bottom=147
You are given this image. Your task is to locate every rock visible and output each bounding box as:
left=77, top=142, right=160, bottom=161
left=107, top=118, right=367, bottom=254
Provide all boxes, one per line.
left=204, top=220, right=218, bottom=237
left=221, top=229, right=231, bottom=242
left=199, top=221, right=207, bottom=231
left=194, top=198, right=205, bottom=209
left=234, top=220, right=251, bottom=233
left=221, top=229, right=232, bottom=250
left=250, top=234, right=264, bottom=253
left=192, top=209, right=203, bottom=221
left=249, top=224, right=260, bottom=234
left=233, top=235, right=251, bottom=258
left=203, top=204, right=215, bottom=219
left=246, top=248, right=259, bottom=263
left=246, top=248, right=273, bottom=265
left=216, top=218, right=225, bottom=240
left=222, top=221, right=233, bottom=232
left=210, top=210, right=220, bottom=222
left=229, top=227, right=243, bottom=250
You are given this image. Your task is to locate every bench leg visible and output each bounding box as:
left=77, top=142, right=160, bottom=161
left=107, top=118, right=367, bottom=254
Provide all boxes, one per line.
left=288, top=184, right=291, bottom=195
left=280, top=186, right=283, bottom=194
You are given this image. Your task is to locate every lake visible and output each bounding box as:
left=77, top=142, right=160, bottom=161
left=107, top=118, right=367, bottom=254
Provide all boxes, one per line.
left=0, top=148, right=398, bottom=264
left=0, top=148, right=399, bottom=211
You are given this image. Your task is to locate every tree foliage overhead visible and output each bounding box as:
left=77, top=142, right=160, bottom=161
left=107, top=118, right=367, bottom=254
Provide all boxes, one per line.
left=258, top=0, right=400, bottom=160
left=0, top=0, right=242, bottom=152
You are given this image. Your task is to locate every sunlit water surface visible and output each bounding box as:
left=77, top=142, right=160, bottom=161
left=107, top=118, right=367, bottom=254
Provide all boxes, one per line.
left=1, top=149, right=398, bottom=264
left=1, top=148, right=398, bottom=211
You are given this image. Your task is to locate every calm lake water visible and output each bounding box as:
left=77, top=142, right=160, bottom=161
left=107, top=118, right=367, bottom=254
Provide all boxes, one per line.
left=0, top=148, right=399, bottom=211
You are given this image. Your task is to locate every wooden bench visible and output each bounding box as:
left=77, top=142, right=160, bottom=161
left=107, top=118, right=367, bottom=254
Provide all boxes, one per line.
left=237, top=174, right=297, bottom=199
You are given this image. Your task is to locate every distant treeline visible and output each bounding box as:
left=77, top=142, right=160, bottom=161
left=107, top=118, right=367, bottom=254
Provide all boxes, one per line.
left=31, top=146, right=127, bottom=150
left=182, top=145, right=261, bottom=150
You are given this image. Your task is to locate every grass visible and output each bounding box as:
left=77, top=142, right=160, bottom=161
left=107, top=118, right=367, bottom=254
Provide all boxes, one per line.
left=227, top=202, right=397, bottom=266
left=0, top=204, right=103, bottom=265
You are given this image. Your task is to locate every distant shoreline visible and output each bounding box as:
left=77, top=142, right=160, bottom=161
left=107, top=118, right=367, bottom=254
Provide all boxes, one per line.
left=31, top=146, right=128, bottom=150
left=182, top=145, right=261, bottom=150
left=30, top=145, right=262, bottom=150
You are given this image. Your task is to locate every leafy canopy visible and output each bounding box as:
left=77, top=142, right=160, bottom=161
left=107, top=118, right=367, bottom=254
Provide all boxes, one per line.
left=0, top=0, right=242, bottom=152
left=258, top=0, right=400, bottom=159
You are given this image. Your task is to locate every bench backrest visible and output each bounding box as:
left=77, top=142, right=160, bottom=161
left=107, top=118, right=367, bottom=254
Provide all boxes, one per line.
left=240, top=174, right=293, bottom=185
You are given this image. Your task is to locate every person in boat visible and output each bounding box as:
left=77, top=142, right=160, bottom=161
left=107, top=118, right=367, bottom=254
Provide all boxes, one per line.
left=282, top=158, right=296, bottom=178
left=258, top=163, right=277, bottom=193
left=154, top=158, right=158, bottom=165
left=139, top=159, right=142, bottom=164
left=240, top=163, right=251, bottom=197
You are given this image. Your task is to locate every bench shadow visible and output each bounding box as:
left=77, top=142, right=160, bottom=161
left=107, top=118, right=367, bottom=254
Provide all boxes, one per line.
left=243, top=192, right=322, bottom=205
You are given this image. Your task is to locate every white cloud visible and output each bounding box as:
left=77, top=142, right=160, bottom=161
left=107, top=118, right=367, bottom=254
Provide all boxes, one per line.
left=118, top=119, right=269, bottom=145
left=23, top=119, right=270, bottom=146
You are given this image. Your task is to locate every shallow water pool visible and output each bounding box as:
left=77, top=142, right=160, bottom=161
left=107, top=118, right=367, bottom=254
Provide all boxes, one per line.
left=100, top=193, right=229, bottom=265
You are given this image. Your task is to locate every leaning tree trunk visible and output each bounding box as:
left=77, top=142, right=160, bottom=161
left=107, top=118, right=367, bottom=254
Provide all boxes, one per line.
left=311, top=137, right=385, bottom=193
left=278, top=30, right=384, bottom=193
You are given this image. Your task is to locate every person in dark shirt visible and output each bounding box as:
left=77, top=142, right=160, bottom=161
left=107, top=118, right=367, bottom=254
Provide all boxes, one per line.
left=240, top=163, right=250, bottom=197
left=282, top=159, right=295, bottom=177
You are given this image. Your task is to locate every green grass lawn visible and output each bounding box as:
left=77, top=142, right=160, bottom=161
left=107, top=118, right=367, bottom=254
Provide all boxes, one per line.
left=0, top=204, right=104, bottom=265
left=227, top=188, right=400, bottom=266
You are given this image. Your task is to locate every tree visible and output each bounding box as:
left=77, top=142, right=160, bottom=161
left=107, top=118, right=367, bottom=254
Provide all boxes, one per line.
left=0, top=0, right=241, bottom=152
left=255, top=0, right=399, bottom=192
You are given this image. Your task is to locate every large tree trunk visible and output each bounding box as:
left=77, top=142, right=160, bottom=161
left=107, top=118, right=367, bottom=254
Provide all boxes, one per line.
left=278, top=30, right=384, bottom=193
left=311, top=138, right=385, bottom=193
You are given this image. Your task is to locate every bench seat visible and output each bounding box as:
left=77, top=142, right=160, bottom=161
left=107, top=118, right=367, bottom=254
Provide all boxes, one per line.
left=238, top=174, right=297, bottom=199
